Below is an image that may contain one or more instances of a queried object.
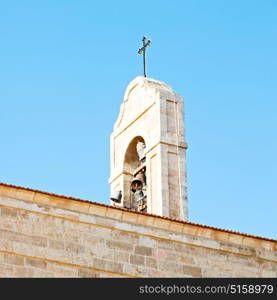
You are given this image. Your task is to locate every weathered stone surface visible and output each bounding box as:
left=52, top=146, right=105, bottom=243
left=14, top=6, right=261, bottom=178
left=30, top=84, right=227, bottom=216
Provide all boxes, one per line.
left=29, top=236, right=48, bottom=247
left=145, top=257, right=158, bottom=269
left=4, top=254, right=24, bottom=266
left=0, top=184, right=276, bottom=278
left=106, top=240, right=133, bottom=252
left=65, top=242, right=85, bottom=254
left=135, top=246, right=152, bottom=256
left=25, top=257, right=47, bottom=269
left=0, top=264, right=14, bottom=277
left=13, top=266, right=34, bottom=277
left=114, top=250, right=130, bottom=263
left=130, top=254, right=145, bottom=266
left=105, top=261, right=124, bottom=273
left=93, top=258, right=106, bottom=270
left=45, top=263, right=77, bottom=277
left=1, top=207, right=17, bottom=218
left=48, top=239, right=64, bottom=250
left=78, top=268, right=97, bottom=278
left=183, top=265, right=202, bottom=277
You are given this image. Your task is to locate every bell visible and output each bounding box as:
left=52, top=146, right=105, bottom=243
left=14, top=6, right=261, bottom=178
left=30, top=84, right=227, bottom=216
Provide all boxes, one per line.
left=110, top=190, right=122, bottom=203
left=131, top=177, right=143, bottom=192
left=136, top=142, right=146, bottom=162
left=134, top=190, right=145, bottom=202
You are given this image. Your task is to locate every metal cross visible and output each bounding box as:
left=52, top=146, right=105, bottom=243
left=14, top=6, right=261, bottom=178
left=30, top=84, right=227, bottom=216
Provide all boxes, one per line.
left=138, top=36, right=151, bottom=77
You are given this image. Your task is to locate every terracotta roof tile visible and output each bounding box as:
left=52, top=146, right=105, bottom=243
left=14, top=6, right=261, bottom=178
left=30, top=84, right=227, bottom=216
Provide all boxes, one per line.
left=0, top=181, right=276, bottom=243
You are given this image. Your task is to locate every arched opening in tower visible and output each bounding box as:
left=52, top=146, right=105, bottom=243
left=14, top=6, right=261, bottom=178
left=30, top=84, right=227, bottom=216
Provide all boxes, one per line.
left=124, top=137, right=147, bottom=212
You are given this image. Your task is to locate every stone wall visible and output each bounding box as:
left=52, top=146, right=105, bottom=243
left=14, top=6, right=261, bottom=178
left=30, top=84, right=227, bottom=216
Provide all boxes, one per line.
left=0, top=183, right=276, bottom=278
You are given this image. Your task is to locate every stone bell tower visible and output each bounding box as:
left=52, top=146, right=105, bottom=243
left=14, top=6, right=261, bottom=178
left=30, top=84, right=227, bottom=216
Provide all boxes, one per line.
left=109, top=76, right=188, bottom=220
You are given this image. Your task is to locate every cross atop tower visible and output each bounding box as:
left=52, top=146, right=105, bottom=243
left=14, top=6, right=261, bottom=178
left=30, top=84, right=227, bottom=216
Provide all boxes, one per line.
left=138, top=36, right=151, bottom=77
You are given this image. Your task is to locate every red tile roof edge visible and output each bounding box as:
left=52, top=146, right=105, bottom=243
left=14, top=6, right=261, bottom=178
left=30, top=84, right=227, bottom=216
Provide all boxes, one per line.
left=0, top=182, right=276, bottom=243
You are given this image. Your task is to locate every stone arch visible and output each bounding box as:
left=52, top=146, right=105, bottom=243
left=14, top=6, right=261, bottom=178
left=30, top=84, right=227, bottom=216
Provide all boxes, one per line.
left=123, top=136, right=146, bottom=174
left=122, top=136, right=147, bottom=211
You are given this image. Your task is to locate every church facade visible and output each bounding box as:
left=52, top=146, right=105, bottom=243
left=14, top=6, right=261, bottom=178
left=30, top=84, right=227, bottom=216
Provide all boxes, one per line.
left=0, top=77, right=276, bottom=277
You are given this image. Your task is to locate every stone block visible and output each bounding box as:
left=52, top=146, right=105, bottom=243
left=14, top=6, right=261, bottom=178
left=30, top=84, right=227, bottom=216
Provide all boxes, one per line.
left=0, top=186, right=17, bottom=198
left=212, top=230, right=230, bottom=243
left=52, top=207, right=80, bottom=220
left=0, top=219, right=15, bottom=232
left=135, top=246, right=153, bottom=256
left=64, top=231, right=82, bottom=244
left=29, top=236, right=48, bottom=247
left=258, top=250, right=277, bottom=262
left=0, top=264, right=13, bottom=276
left=261, top=270, right=276, bottom=277
left=196, top=228, right=214, bottom=239
left=89, top=205, right=107, bottom=217
left=166, top=251, right=182, bottom=262
left=228, top=233, right=244, bottom=245
left=94, top=215, right=115, bottom=227
left=182, top=225, right=197, bottom=236
left=1, top=207, right=18, bottom=218
left=93, top=258, right=107, bottom=270
left=106, top=240, right=133, bottom=252
left=158, top=261, right=183, bottom=274
left=0, top=239, right=13, bottom=252
left=130, top=254, right=145, bottom=266
left=105, top=208, right=123, bottom=220
left=138, top=236, right=156, bottom=248
left=124, top=263, right=148, bottom=277
left=25, top=257, right=47, bottom=269
left=90, top=245, right=113, bottom=260
left=153, top=249, right=169, bottom=261
left=48, top=239, right=64, bottom=250
left=15, top=189, right=35, bottom=202
left=0, top=229, right=24, bottom=243
left=259, top=241, right=274, bottom=251
left=153, top=218, right=170, bottom=230
left=111, top=230, right=138, bottom=243
left=210, top=262, right=233, bottom=273
left=183, top=265, right=202, bottom=277
left=78, top=213, right=96, bottom=224
left=113, top=250, right=130, bottom=263
left=33, top=192, right=53, bottom=206
left=169, top=221, right=184, bottom=233
left=121, top=211, right=138, bottom=224
left=98, top=272, right=127, bottom=278
left=137, top=215, right=155, bottom=227
left=32, top=269, right=55, bottom=277
left=11, top=240, right=34, bottom=257
left=242, top=237, right=261, bottom=248
left=4, top=254, right=24, bottom=266
left=180, top=254, right=196, bottom=265
left=145, top=257, right=157, bottom=269
left=46, top=263, right=77, bottom=277
left=13, top=266, right=34, bottom=277
left=67, top=201, right=90, bottom=214
left=65, top=242, right=85, bottom=254
left=78, top=268, right=97, bottom=278
left=105, top=261, right=124, bottom=273
left=90, top=226, right=112, bottom=239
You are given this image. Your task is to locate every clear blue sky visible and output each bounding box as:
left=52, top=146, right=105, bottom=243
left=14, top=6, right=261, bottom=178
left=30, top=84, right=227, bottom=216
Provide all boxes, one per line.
left=0, top=0, right=276, bottom=239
